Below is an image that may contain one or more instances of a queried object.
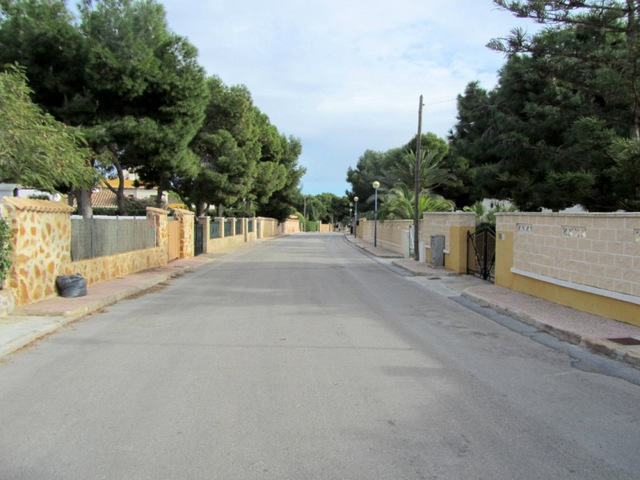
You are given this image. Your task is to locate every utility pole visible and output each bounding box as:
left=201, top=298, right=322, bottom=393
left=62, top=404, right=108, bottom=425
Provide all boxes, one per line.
left=414, top=95, right=423, bottom=261
left=303, top=196, right=307, bottom=232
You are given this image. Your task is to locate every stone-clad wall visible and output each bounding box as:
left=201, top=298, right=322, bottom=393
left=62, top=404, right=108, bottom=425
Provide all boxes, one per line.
left=2, top=198, right=74, bottom=307
left=0, top=199, right=180, bottom=314
left=173, top=208, right=194, bottom=258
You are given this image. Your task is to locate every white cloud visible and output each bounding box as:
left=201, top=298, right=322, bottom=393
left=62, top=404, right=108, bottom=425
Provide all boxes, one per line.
left=160, top=0, right=541, bottom=195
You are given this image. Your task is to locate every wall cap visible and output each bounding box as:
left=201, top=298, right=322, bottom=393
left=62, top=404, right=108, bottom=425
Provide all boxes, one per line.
left=173, top=208, right=195, bottom=217
left=496, top=212, right=640, bottom=218
left=2, top=197, right=74, bottom=213
left=146, top=207, right=169, bottom=216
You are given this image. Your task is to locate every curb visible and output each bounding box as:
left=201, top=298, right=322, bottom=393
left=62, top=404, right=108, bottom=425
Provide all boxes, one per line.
left=391, top=260, right=459, bottom=277
left=0, top=263, right=201, bottom=359
left=461, top=290, right=640, bottom=369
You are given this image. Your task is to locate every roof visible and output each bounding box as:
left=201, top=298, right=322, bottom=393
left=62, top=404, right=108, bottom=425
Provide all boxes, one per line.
left=92, top=190, right=118, bottom=208
left=104, top=178, right=139, bottom=189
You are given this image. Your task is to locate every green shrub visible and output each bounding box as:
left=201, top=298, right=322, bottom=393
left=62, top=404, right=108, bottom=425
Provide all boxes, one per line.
left=0, top=218, right=13, bottom=287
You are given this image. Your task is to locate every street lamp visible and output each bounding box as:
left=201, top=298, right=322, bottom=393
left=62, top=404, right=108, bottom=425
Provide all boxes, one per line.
left=353, top=196, right=359, bottom=238
left=349, top=204, right=353, bottom=234
left=372, top=181, right=380, bottom=247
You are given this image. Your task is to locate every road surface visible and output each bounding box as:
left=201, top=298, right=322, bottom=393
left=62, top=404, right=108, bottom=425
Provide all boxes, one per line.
left=1, top=234, right=639, bottom=479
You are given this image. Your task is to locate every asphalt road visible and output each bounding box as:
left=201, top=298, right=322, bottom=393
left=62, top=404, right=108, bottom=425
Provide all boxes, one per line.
left=1, top=234, right=639, bottom=479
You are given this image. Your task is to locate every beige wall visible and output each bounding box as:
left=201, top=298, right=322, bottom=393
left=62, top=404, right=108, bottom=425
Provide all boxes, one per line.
left=206, top=216, right=280, bottom=252
left=356, top=219, right=412, bottom=257
left=282, top=216, right=301, bottom=234
left=420, top=212, right=476, bottom=273
left=496, top=213, right=640, bottom=326
left=258, top=217, right=279, bottom=239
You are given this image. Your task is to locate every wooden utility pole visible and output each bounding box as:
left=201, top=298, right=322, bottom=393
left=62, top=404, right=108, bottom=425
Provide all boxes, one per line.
left=414, top=95, right=423, bottom=261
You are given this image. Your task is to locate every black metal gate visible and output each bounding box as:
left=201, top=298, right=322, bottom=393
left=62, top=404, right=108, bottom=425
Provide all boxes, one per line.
left=467, top=226, right=496, bottom=281
left=194, top=223, right=204, bottom=255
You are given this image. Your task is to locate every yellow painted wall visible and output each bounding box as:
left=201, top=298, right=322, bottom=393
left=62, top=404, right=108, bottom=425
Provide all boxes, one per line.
left=444, top=225, right=475, bottom=274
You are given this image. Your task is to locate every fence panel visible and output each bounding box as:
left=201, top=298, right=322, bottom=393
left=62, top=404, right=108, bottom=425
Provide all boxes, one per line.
left=210, top=221, right=220, bottom=239
left=71, top=217, right=156, bottom=261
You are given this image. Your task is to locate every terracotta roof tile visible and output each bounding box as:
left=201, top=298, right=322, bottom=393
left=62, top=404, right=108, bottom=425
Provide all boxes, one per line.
left=91, top=190, right=118, bottom=208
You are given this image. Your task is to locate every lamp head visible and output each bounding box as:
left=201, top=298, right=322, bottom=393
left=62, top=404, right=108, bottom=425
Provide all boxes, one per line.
left=372, top=181, right=380, bottom=189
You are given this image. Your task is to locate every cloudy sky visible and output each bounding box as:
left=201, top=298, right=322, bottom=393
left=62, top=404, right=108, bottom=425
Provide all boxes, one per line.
left=160, top=0, right=539, bottom=196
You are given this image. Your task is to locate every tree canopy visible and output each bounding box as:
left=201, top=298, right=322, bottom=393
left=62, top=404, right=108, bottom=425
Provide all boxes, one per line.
left=346, top=133, right=458, bottom=212
left=0, top=65, right=96, bottom=192
left=472, top=0, right=640, bottom=210
left=444, top=1, right=640, bottom=211
left=0, top=0, right=304, bottom=218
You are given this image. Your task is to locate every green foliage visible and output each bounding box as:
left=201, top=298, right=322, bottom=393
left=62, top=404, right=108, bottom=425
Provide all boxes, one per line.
left=0, top=65, right=96, bottom=192
left=463, top=201, right=518, bottom=228
left=305, top=220, right=320, bottom=232
left=378, top=184, right=453, bottom=222
left=179, top=76, right=304, bottom=219
left=302, top=195, right=328, bottom=222
left=346, top=149, right=392, bottom=212
left=254, top=135, right=305, bottom=221
left=455, top=0, right=640, bottom=211
left=0, top=217, right=13, bottom=287
left=346, top=132, right=456, bottom=211
left=383, top=147, right=454, bottom=195
left=0, top=0, right=87, bottom=123
left=0, top=0, right=304, bottom=217
left=79, top=0, right=209, bottom=212
left=90, top=196, right=156, bottom=216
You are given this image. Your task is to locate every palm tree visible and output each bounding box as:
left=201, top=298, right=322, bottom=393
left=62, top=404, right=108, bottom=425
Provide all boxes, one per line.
left=378, top=184, right=453, bottom=221
left=463, top=200, right=518, bottom=227
left=383, top=148, right=454, bottom=193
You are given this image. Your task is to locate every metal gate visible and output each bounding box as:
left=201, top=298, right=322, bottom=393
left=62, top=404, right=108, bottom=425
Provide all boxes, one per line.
left=467, top=226, right=496, bottom=281
left=194, top=223, right=204, bottom=255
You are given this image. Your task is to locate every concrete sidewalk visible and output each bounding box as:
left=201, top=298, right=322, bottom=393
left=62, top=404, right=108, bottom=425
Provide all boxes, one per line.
left=345, top=233, right=640, bottom=368
left=0, top=256, right=212, bottom=359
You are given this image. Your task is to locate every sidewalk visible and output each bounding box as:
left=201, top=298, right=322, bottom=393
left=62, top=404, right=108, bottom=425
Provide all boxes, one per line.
left=0, top=256, right=212, bottom=359
left=345, top=233, right=640, bottom=368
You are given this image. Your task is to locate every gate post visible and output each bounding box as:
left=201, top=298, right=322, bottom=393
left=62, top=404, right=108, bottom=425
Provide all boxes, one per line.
left=197, top=216, right=209, bottom=254
left=147, top=207, right=169, bottom=262
left=173, top=208, right=195, bottom=259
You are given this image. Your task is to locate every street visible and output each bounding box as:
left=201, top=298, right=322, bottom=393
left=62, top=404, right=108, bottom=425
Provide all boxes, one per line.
left=0, top=233, right=639, bottom=479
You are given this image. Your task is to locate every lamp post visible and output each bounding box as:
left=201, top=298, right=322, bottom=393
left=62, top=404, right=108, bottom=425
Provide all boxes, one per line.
left=349, top=204, right=353, bottom=234
left=353, top=196, right=359, bottom=238
left=372, top=181, right=380, bottom=247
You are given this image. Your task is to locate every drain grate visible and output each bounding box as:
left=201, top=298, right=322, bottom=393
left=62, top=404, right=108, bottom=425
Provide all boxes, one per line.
left=608, top=337, right=640, bottom=346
